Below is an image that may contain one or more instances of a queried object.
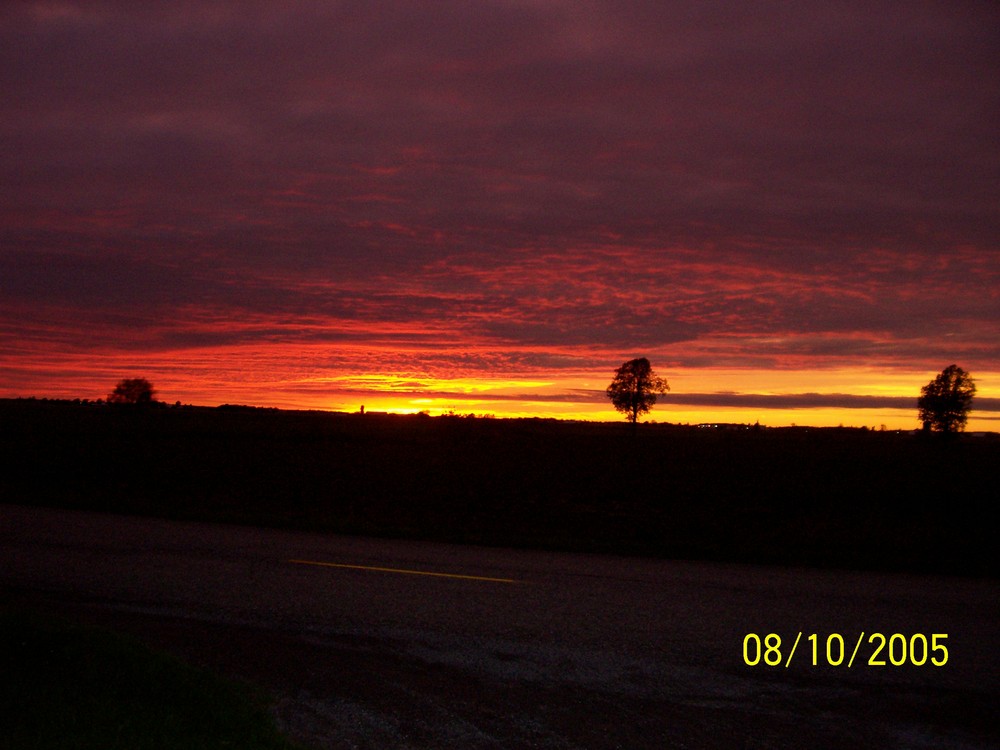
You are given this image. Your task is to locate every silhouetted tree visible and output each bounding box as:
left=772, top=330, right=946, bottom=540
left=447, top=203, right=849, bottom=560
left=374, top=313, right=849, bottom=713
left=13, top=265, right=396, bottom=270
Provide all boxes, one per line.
left=606, top=358, right=669, bottom=424
left=107, top=378, right=156, bottom=405
left=917, top=365, right=975, bottom=433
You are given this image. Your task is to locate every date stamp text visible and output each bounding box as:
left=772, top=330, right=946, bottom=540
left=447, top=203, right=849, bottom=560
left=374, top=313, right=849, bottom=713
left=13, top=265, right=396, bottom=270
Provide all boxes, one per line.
left=742, top=632, right=949, bottom=668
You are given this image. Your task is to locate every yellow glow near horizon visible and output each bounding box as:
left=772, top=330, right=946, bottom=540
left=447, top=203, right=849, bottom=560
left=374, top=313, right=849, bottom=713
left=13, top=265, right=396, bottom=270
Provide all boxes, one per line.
left=315, top=373, right=556, bottom=394
left=322, top=366, right=1000, bottom=431
left=335, top=399, right=996, bottom=431
left=4, top=347, right=996, bottom=431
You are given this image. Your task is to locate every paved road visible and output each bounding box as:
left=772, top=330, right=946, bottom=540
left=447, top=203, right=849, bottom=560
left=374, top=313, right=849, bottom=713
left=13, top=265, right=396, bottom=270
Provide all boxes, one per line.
left=2, top=504, right=997, bottom=749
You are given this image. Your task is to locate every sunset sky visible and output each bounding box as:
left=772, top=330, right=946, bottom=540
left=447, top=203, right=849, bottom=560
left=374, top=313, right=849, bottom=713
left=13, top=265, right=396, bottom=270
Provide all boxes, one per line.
left=2, top=1, right=998, bottom=429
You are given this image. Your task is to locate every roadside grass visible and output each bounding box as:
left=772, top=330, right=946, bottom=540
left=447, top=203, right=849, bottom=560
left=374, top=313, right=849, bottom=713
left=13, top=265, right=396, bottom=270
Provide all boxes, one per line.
left=0, top=607, right=304, bottom=750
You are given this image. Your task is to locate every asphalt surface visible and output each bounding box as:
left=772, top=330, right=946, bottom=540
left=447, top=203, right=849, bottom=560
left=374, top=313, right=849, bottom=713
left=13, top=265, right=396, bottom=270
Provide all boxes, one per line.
left=2, top=503, right=997, bottom=749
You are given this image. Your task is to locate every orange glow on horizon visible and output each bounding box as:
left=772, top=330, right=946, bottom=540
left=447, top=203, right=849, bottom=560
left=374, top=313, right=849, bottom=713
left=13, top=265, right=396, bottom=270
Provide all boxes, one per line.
left=8, top=361, right=996, bottom=430
left=1, top=337, right=996, bottom=431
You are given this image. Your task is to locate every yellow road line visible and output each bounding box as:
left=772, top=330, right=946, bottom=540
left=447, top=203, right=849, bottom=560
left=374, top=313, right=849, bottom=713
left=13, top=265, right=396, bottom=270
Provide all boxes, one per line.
left=289, top=559, right=521, bottom=584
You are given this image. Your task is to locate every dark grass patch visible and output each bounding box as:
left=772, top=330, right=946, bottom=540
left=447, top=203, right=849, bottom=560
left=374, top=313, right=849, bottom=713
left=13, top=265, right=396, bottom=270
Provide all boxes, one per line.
left=0, top=607, right=304, bottom=750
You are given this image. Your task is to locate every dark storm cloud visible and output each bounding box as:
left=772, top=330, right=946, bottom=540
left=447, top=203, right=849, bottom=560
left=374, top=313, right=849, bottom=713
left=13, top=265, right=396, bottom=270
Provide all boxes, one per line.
left=1, top=0, right=998, bottom=389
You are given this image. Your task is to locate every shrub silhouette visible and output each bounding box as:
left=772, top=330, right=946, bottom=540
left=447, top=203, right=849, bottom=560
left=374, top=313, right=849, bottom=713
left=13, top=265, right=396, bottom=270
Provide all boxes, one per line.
left=107, top=378, right=156, bottom=406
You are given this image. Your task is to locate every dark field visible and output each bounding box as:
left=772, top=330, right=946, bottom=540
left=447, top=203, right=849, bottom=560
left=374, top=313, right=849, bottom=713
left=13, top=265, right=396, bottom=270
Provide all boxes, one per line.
left=1, top=399, right=994, bottom=576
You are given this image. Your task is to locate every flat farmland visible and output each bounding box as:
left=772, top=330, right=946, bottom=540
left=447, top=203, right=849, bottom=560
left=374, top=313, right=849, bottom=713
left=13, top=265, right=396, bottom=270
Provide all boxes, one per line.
left=1, top=399, right=995, bottom=576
